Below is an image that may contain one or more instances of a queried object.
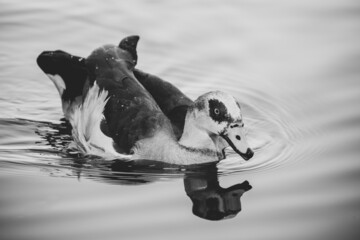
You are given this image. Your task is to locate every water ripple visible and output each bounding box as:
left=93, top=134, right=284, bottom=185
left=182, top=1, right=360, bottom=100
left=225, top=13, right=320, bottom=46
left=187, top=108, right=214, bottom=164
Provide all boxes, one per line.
left=156, top=65, right=305, bottom=174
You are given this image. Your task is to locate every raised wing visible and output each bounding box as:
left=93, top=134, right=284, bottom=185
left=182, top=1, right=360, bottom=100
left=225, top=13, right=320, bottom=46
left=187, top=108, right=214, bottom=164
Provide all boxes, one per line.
left=85, top=36, right=175, bottom=154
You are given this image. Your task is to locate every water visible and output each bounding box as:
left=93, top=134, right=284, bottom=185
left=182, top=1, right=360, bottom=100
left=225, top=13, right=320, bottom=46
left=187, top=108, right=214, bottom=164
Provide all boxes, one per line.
left=1, top=0, right=360, bottom=239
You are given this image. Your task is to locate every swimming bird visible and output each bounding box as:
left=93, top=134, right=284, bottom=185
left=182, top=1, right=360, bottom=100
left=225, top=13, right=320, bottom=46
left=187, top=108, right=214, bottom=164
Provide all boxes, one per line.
left=37, top=36, right=254, bottom=165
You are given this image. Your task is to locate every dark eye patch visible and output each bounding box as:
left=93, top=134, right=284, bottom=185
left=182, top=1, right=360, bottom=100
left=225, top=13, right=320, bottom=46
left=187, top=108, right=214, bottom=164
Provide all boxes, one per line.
left=208, top=99, right=233, bottom=123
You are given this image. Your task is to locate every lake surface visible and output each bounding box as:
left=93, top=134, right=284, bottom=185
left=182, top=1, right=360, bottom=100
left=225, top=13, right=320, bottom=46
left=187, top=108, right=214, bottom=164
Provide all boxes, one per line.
left=1, top=0, right=360, bottom=239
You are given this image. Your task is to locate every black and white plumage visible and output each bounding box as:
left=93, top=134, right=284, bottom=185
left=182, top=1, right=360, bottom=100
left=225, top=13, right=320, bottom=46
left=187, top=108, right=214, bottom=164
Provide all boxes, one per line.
left=37, top=36, right=254, bottom=165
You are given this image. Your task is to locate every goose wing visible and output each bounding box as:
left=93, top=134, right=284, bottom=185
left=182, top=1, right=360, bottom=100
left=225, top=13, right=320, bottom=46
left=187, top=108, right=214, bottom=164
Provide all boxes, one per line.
left=85, top=36, right=175, bottom=154
left=134, top=69, right=193, bottom=139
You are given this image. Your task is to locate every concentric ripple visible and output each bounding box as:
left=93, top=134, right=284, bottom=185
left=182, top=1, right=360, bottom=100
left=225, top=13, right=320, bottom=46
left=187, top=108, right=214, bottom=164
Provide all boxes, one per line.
left=157, top=64, right=304, bottom=174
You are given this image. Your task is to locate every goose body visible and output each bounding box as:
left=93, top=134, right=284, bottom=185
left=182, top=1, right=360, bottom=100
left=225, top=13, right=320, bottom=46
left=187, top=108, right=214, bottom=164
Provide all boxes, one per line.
left=37, top=36, right=254, bottom=165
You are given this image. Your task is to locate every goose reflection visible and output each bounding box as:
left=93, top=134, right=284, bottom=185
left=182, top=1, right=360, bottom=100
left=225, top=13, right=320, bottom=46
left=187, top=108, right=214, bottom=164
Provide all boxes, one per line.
left=184, top=165, right=252, bottom=221
left=109, top=161, right=252, bottom=221
left=35, top=122, right=251, bottom=220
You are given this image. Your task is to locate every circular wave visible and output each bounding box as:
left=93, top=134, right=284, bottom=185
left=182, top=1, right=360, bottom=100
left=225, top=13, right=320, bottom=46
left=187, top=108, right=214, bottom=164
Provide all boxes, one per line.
left=156, top=64, right=303, bottom=174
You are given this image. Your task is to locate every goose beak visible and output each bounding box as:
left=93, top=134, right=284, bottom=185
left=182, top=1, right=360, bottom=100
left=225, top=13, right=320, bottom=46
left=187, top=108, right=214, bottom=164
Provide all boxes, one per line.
left=220, top=123, right=254, bottom=161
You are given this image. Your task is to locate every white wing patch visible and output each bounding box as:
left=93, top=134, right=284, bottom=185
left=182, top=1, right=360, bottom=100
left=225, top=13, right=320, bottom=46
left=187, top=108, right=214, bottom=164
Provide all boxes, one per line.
left=47, top=74, right=66, bottom=96
left=69, top=82, right=131, bottom=160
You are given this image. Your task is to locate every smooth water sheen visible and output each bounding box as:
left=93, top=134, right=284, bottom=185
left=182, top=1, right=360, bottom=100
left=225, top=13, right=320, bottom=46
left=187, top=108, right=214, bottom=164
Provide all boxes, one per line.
left=1, top=0, right=360, bottom=239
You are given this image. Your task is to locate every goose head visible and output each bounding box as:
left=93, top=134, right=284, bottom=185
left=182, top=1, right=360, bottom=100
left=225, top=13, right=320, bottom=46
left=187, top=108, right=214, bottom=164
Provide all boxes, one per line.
left=180, top=91, right=254, bottom=161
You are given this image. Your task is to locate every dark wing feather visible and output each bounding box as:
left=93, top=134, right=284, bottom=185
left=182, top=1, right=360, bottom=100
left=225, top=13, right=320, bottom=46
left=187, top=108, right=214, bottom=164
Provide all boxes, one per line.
left=85, top=40, right=175, bottom=154
left=37, top=50, right=87, bottom=102
left=134, top=69, right=193, bottom=139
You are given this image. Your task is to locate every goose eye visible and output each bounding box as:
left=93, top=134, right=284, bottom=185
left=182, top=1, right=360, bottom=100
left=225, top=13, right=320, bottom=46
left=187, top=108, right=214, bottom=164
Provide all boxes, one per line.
left=214, top=108, right=220, bottom=115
